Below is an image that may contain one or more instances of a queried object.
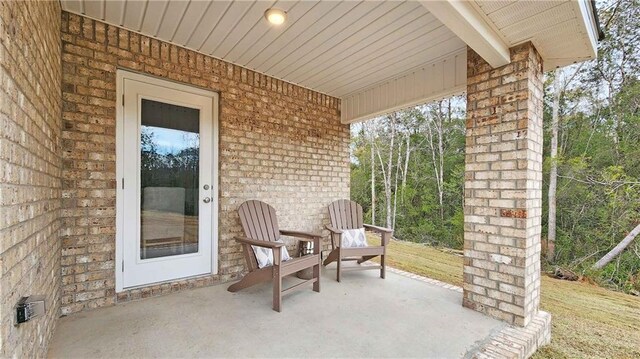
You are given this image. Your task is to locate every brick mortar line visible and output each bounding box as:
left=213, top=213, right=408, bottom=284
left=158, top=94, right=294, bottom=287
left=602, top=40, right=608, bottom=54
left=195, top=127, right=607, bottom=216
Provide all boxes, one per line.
left=1, top=239, right=61, bottom=288
left=0, top=137, right=62, bottom=173
left=0, top=47, right=60, bottom=116
left=0, top=63, right=62, bottom=140
left=0, top=210, right=61, bottom=238
left=1, top=121, right=61, bottom=157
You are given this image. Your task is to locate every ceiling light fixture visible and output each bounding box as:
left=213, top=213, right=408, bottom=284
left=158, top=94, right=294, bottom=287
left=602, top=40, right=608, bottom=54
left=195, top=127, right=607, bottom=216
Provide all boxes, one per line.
left=265, top=8, right=287, bottom=25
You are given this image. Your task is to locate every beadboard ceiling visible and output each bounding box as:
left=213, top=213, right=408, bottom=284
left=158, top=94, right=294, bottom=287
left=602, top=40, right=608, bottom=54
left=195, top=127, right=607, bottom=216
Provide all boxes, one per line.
left=61, top=0, right=465, bottom=97
left=61, top=0, right=599, bottom=123
left=475, top=0, right=599, bottom=70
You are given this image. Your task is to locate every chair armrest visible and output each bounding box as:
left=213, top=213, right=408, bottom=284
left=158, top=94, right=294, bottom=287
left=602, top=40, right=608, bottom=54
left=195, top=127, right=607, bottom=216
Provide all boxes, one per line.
left=279, top=230, right=322, bottom=240
left=234, top=236, right=284, bottom=249
left=364, top=224, right=393, bottom=246
left=325, top=225, right=343, bottom=234
left=363, top=224, right=393, bottom=234
left=280, top=230, right=321, bottom=255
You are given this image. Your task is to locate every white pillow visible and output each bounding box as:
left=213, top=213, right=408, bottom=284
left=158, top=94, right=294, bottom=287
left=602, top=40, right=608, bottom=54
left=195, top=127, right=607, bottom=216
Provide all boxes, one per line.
left=341, top=228, right=368, bottom=248
left=252, top=240, right=291, bottom=268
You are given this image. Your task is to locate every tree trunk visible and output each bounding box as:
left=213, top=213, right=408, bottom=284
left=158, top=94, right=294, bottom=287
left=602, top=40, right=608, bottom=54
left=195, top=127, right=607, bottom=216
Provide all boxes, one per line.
left=393, top=138, right=402, bottom=229
left=374, top=116, right=395, bottom=230
left=424, top=102, right=445, bottom=221
left=385, top=115, right=396, bottom=229
left=370, top=123, right=376, bottom=225
left=593, top=223, right=640, bottom=269
left=438, top=101, right=446, bottom=220
left=402, top=134, right=410, bottom=204
left=547, top=72, right=561, bottom=262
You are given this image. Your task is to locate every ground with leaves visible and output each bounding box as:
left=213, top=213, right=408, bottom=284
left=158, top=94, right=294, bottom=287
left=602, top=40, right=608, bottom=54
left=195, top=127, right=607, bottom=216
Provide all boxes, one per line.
left=370, top=238, right=640, bottom=358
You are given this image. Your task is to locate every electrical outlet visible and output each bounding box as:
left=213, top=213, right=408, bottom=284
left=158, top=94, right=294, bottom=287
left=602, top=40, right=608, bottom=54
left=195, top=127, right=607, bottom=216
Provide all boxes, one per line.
left=15, top=296, right=46, bottom=325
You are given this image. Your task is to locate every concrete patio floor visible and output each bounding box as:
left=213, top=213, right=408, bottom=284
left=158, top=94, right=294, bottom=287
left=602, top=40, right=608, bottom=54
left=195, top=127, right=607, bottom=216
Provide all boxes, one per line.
left=48, top=264, right=505, bottom=358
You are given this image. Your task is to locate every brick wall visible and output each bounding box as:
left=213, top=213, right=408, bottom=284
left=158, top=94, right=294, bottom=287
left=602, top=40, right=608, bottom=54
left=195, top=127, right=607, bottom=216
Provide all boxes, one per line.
left=463, top=43, right=543, bottom=327
left=60, top=12, right=349, bottom=315
left=0, top=1, right=62, bottom=357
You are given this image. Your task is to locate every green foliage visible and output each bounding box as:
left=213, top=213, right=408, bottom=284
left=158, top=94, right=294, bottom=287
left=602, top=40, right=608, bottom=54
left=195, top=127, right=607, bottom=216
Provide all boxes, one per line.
left=351, top=98, right=466, bottom=249
left=541, top=0, right=640, bottom=292
left=352, top=0, right=640, bottom=293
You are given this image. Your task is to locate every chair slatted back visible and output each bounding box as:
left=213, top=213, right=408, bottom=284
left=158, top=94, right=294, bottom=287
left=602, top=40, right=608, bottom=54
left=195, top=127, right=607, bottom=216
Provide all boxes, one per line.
left=238, top=200, right=280, bottom=271
left=238, top=200, right=280, bottom=242
left=328, top=199, right=364, bottom=230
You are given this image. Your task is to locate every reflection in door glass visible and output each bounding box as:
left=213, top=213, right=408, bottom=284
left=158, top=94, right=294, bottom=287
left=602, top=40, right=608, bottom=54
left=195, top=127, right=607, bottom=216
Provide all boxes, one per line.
left=140, top=99, right=200, bottom=259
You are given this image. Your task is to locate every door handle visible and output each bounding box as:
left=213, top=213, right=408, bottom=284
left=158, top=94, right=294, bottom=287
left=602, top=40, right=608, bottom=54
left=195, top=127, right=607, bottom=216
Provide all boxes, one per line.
left=203, top=197, right=211, bottom=203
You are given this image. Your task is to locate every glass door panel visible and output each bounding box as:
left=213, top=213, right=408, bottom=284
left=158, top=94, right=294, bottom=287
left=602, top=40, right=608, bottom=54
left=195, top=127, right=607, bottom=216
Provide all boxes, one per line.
left=140, top=99, right=200, bottom=259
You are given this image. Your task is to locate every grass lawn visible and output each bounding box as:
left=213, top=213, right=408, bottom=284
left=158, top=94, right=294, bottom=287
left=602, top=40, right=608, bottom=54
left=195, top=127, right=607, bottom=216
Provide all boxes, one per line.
left=368, top=238, right=640, bottom=359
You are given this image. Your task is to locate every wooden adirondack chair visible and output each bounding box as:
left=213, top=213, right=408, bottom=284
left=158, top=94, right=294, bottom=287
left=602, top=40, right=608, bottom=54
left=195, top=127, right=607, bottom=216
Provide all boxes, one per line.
left=227, top=200, right=321, bottom=312
left=324, top=199, right=393, bottom=281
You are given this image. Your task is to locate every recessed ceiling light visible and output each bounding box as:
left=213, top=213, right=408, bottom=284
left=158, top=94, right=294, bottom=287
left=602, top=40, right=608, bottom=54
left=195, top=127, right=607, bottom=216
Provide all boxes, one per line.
left=265, top=8, right=287, bottom=25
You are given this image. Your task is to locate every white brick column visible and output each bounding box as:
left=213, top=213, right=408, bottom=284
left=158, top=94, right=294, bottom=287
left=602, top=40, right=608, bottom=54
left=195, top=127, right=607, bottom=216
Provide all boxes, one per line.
left=463, top=42, right=543, bottom=327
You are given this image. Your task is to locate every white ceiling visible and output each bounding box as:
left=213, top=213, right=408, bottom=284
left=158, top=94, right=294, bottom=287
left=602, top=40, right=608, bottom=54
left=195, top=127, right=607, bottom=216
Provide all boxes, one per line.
left=475, top=0, right=598, bottom=70
left=61, top=0, right=465, bottom=98
left=62, top=0, right=599, bottom=123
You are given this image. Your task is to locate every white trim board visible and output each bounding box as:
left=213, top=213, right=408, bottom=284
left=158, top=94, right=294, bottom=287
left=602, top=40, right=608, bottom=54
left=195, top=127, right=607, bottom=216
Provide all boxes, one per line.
left=341, top=50, right=466, bottom=124
left=419, top=0, right=510, bottom=68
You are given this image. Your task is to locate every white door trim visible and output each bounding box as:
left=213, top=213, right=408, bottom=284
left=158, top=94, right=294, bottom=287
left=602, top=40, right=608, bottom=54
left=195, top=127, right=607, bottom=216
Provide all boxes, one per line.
left=115, top=70, right=219, bottom=292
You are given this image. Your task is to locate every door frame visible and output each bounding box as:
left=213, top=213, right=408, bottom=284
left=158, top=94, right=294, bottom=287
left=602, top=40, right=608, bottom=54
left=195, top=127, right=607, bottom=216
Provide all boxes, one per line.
left=115, top=70, right=219, bottom=292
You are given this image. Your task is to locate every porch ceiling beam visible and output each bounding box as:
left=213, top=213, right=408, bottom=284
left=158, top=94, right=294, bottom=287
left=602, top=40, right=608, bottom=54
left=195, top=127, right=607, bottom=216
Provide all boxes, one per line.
left=420, top=0, right=510, bottom=68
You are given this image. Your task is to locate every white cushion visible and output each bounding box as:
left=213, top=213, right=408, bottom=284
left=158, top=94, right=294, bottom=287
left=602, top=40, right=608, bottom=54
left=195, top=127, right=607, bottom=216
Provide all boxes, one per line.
left=341, top=228, right=368, bottom=248
left=252, top=240, right=291, bottom=268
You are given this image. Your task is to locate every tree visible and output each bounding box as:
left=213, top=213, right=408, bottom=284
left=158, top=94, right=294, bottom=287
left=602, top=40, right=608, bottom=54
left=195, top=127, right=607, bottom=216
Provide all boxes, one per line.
left=594, top=224, right=640, bottom=269
left=367, top=121, right=377, bottom=225
left=547, top=72, right=561, bottom=261
left=547, top=64, right=584, bottom=262
left=421, top=100, right=450, bottom=220
left=374, top=113, right=397, bottom=229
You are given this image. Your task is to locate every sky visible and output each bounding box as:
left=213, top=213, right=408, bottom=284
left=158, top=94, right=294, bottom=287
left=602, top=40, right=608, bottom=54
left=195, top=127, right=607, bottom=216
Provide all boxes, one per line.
left=142, top=126, right=199, bottom=155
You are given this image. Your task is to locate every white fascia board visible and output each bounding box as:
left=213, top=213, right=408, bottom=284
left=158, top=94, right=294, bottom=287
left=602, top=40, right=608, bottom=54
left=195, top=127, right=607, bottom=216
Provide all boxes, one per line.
left=576, top=0, right=599, bottom=59
left=420, top=0, right=510, bottom=68
left=341, top=51, right=466, bottom=124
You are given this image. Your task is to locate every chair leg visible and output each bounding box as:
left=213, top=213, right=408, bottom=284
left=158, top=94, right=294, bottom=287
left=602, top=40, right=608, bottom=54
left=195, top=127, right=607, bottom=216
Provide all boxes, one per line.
left=313, top=264, right=320, bottom=292
left=273, top=265, right=282, bottom=312
left=336, top=248, right=341, bottom=282
left=380, top=254, right=386, bottom=279
left=227, top=278, right=248, bottom=292
left=228, top=269, right=270, bottom=292
left=323, top=249, right=339, bottom=266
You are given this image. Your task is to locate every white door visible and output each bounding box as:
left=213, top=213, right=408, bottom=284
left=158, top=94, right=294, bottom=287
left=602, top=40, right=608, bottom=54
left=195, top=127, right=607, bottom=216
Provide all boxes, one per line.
left=119, top=74, right=217, bottom=289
